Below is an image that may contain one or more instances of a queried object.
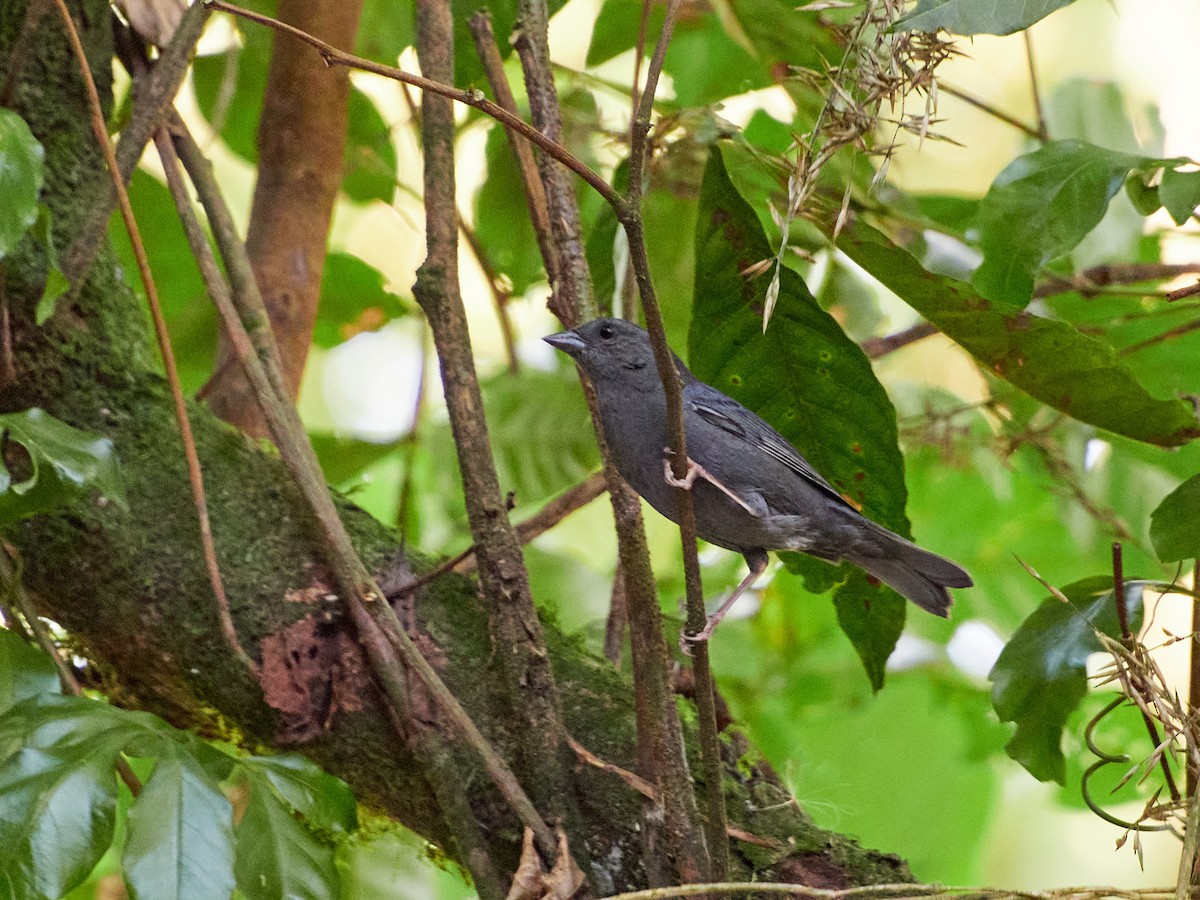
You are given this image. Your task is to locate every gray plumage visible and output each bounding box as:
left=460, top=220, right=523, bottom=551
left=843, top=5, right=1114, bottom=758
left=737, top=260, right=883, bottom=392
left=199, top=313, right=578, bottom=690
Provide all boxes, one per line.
left=544, top=318, right=971, bottom=637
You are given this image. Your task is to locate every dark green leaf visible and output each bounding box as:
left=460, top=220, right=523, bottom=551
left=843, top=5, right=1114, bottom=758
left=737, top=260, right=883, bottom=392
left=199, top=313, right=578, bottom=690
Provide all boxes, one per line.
left=0, top=109, right=44, bottom=260
left=193, top=22, right=395, bottom=202
left=235, top=767, right=341, bottom=900
left=1150, top=473, right=1200, bottom=563
left=971, top=140, right=1144, bottom=305
left=0, top=409, right=126, bottom=525
left=1124, top=172, right=1161, bottom=217
left=110, top=170, right=216, bottom=394
left=355, top=0, right=414, bottom=63
left=309, top=432, right=401, bottom=485
left=342, top=87, right=399, bottom=205
left=430, top=370, right=600, bottom=513
left=451, top=0, right=567, bottom=89
left=474, top=125, right=546, bottom=298
left=894, top=0, right=1077, bottom=36
left=191, top=26, right=269, bottom=163
left=123, top=754, right=236, bottom=900
left=0, top=694, right=174, bottom=761
left=30, top=206, right=68, bottom=325
left=0, top=629, right=60, bottom=715
left=989, top=578, right=1155, bottom=783
left=837, top=221, right=1200, bottom=447
left=314, top=253, right=407, bottom=349
left=1160, top=168, right=1200, bottom=226
left=691, top=147, right=909, bottom=687
left=239, top=754, right=357, bottom=834
left=0, top=747, right=118, bottom=900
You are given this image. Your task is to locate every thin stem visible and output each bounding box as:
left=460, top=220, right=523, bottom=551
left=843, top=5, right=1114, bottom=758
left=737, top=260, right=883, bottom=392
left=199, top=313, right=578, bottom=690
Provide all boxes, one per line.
left=54, top=0, right=255, bottom=677
left=623, top=0, right=726, bottom=879
left=203, top=0, right=624, bottom=216
left=1023, top=31, right=1049, bottom=143
left=167, top=111, right=559, bottom=859
left=467, top=11, right=559, bottom=288
left=457, top=210, right=519, bottom=373
left=939, top=82, right=1043, bottom=141
left=1190, top=558, right=1200, bottom=798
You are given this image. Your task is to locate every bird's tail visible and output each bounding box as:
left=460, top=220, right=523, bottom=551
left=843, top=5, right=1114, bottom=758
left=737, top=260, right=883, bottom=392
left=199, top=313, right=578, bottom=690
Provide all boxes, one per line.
left=848, top=526, right=972, bottom=617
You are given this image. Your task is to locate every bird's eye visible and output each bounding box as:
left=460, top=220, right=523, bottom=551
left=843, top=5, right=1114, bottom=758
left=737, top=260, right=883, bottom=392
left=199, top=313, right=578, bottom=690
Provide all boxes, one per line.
left=598, top=324, right=615, bottom=340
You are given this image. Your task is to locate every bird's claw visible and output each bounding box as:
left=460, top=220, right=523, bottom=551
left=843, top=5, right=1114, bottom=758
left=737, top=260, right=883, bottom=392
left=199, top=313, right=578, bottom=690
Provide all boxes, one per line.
left=662, top=450, right=760, bottom=517
left=679, top=620, right=716, bottom=656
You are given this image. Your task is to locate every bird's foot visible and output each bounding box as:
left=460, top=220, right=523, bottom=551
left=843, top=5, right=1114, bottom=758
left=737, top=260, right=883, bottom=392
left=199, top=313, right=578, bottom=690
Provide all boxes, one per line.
left=662, top=451, right=759, bottom=516
left=679, top=617, right=720, bottom=656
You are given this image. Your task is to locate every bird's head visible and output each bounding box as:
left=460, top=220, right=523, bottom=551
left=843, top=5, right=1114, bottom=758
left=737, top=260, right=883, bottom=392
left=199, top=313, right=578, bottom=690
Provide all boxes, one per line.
left=543, top=318, right=663, bottom=385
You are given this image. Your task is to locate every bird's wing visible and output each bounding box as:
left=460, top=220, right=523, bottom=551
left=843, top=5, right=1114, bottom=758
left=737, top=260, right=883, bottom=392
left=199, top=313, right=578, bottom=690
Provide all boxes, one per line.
left=685, top=381, right=857, bottom=512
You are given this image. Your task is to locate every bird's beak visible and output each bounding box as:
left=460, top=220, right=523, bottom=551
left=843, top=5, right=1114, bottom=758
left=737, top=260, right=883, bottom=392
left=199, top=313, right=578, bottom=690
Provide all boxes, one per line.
left=543, top=330, right=586, bottom=358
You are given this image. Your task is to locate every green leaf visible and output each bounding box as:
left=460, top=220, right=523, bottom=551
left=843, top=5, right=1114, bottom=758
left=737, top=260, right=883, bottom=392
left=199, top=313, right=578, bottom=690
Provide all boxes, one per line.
left=1160, top=167, right=1200, bottom=226
left=1150, top=473, right=1200, bottom=563
left=691, top=146, right=909, bottom=688
left=314, top=253, right=407, bottom=349
left=0, top=409, right=126, bottom=526
left=356, top=0, right=415, bottom=63
left=110, top=170, right=217, bottom=394
left=308, top=432, right=401, bottom=485
left=894, top=0, right=1078, bottom=36
left=971, top=140, right=1145, bottom=305
left=342, top=87, right=399, bottom=205
left=0, top=629, right=60, bottom=716
left=431, top=370, right=600, bottom=513
left=234, top=767, right=341, bottom=900
left=0, top=747, right=119, bottom=900
left=1124, top=171, right=1161, bottom=217
left=30, top=206, right=68, bottom=325
left=474, top=125, right=546, bottom=298
left=238, top=754, right=357, bottom=834
left=192, top=19, right=395, bottom=203
left=123, top=754, right=236, bottom=900
left=836, top=221, right=1200, bottom=447
left=989, top=577, right=1155, bottom=783
left=0, top=109, right=44, bottom=261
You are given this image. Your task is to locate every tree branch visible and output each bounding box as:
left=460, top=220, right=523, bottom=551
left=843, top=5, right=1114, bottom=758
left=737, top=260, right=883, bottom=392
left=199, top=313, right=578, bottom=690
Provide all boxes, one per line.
left=413, top=0, right=575, bottom=862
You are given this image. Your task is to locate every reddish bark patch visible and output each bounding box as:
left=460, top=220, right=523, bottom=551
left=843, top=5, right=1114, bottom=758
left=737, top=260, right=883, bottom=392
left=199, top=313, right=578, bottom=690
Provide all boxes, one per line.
left=259, top=614, right=368, bottom=745
left=774, top=853, right=850, bottom=889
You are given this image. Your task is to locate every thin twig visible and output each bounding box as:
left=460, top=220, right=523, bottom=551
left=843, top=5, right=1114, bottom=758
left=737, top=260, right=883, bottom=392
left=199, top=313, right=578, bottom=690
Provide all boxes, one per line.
left=389, top=471, right=608, bottom=595
left=1113, top=543, right=1182, bottom=804
left=596, top=884, right=1179, bottom=900
left=415, top=0, right=570, bottom=858
left=457, top=210, right=519, bottom=373
left=1190, top=558, right=1200, bottom=798
left=467, top=12, right=559, bottom=288
left=62, top=3, right=209, bottom=286
left=1033, top=263, right=1200, bottom=299
left=203, top=0, right=624, bottom=216
left=1168, top=281, right=1200, bottom=303
left=166, top=112, right=559, bottom=859
left=53, top=0, right=256, bottom=677
left=1023, top=31, right=1049, bottom=143
left=939, top=82, right=1043, bottom=141
left=623, top=0, right=726, bottom=880
left=1122, top=318, right=1200, bottom=355
left=862, top=321, right=937, bottom=358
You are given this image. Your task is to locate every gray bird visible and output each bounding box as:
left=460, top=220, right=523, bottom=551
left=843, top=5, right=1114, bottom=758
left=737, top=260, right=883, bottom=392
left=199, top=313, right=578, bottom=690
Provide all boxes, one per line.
left=544, top=317, right=972, bottom=647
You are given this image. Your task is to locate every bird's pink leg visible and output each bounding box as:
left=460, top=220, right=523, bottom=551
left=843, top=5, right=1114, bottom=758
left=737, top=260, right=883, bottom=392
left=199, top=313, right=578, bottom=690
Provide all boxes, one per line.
left=662, top=451, right=759, bottom=516
left=680, top=552, right=768, bottom=654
